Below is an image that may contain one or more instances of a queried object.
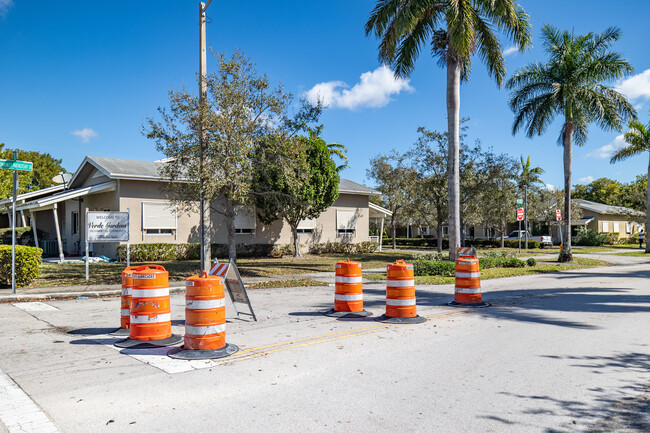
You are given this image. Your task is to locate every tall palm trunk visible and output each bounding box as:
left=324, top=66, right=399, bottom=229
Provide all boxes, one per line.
left=559, top=123, right=574, bottom=262
left=646, top=153, right=650, bottom=253
left=447, top=55, right=461, bottom=261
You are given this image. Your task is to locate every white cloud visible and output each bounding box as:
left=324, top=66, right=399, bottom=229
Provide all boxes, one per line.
left=545, top=184, right=556, bottom=191
left=0, top=0, right=14, bottom=17
left=578, top=176, right=594, bottom=184
left=586, top=134, right=626, bottom=159
left=304, top=65, right=413, bottom=110
left=502, top=45, right=519, bottom=57
left=71, top=128, right=98, bottom=143
left=615, top=69, right=650, bottom=101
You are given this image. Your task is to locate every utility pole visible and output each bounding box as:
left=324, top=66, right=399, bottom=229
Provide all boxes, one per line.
left=524, top=184, right=528, bottom=250
left=198, top=1, right=213, bottom=273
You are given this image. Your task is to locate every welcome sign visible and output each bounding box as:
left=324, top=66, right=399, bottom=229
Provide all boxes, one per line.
left=87, top=211, right=129, bottom=242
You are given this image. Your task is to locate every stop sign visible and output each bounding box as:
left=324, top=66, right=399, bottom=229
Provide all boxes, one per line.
left=517, top=208, right=524, bottom=221
left=556, top=209, right=562, bottom=221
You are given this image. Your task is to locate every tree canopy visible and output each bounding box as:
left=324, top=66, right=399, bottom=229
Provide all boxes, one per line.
left=0, top=144, right=65, bottom=199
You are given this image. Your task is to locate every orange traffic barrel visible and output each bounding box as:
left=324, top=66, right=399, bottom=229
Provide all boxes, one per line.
left=323, top=258, right=371, bottom=318
left=376, top=260, right=426, bottom=324
left=114, top=265, right=182, bottom=348
left=448, top=248, right=490, bottom=308
left=168, top=272, right=238, bottom=360
left=110, top=266, right=139, bottom=336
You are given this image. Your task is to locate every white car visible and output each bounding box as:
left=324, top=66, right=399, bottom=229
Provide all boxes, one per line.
left=506, top=231, right=553, bottom=248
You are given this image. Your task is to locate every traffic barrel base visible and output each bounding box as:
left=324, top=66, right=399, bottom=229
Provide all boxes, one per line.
left=321, top=308, right=372, bottom=318
left=375, top=314, right=426, bottom=324
left=114, top=334, right=182, bottom=349
left=109, top=328, right=130, bottom=337
left=446, top=300, right=491, bottom=308
left=167, top=343, right=239, bottom=360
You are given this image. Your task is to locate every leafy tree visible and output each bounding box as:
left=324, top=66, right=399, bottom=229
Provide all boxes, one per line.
left=572, top=178, right=625, bottom=206
left=610, top=116, right=650, bottom=252
left=253, top=128, right=340, bottom=258
left=518, top=155, right=545, bottom=247
left=145, top=50, right=314, bottom=262
left=367, top=152, right=416, bottom=249
left=0, top=144, right=65, bottom=199
left=507, top=25, right=636, bottom=262
left=622, top=175, right=648, bottom=213
left=365, top=0, right=532, bottom=260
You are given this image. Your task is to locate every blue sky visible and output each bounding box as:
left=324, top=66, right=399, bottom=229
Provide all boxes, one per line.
left=1, top=0, right=649, bottom=190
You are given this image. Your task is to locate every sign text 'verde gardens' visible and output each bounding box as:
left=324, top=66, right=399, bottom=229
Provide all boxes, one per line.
left=87, top=211, right=130, bottom=242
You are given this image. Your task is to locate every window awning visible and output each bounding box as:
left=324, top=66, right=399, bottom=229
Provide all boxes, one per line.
left=16, top=181, right=117, bottom=211
left=369, top=202, right=393, bottom=218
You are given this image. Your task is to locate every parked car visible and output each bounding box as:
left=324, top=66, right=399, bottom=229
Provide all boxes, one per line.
left=506, top=231, right=553, bottom=248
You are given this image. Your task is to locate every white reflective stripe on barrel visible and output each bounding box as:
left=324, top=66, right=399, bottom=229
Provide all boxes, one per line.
left=335, top=276, right=362, bottom=284
left=458, top=260, right=474, bottom=265
left=386, top=298, right=416, bottom=306
left=120, top=309, right=130, bottom=316
left=455, top=272, right=481, bottom=278
left=131, top=288, right=169, bottom=298
left=335, top=294, right=363, bottom=301
left=185, top=324, right=226, bottom=335
left=129, top=313, right=171, bottom=324
left=186, top=299, right=225, bottom=309
left=387, top=279, right=415, bottom=287
left=121, top=288, right=132, bottom=296
left=455, top=288, right=481, bottom=294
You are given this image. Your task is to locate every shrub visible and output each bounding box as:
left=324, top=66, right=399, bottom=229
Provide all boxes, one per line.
left=604, top=232, right=619, bottom=245
left=116, top=242, right=292, bottom=261
left=526, top=258, right=537, bottom=267
left=0, top=245, right=42, bottom=286
left=0, top=227, right=46, bottom=246
left=383, top=238, right=449, bottom=249
left=479, top=257, right=525, bottom=269
left=414, top=252, right=445, bottom=261
left=309, top=241, right=379, bottom=255
left=480, top=250, right=517, bottom=258
left=626, top=233, right=639, bottom=244
left=573, top=227, right=609, bottom=246
left=413, top=260, right=456, bottom=277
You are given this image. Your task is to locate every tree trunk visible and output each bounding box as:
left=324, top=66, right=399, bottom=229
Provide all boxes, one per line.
left=446, top=54, right=461, bottom=261
left=437, top=222, right=443, bottom=253
left=500, top=223, right=505, bottom=248
left=646, top=153, right=650, bottom=253
left=391, top=214, right=396, bottom=249
left=292, top=224, right=301, bottom=258
left=226, top=198, right=237, bottom=262
left=559, top=124, right=574, bottom=262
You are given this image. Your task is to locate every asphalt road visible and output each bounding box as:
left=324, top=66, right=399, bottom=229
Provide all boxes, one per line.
left=1, top=257, right=649, bottom=432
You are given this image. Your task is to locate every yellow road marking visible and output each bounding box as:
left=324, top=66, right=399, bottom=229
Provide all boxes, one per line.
left=217, top=308, right=471, bottom=365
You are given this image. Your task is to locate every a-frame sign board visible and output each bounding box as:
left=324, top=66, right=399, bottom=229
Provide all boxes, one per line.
left=209, top=259, right=257, bottom=321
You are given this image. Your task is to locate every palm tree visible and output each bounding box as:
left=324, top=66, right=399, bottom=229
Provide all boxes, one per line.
left=610, top=117, right=650, bottom=253
left=519, top=155, right=545, bottom=248
left=506, top=25, right=636, bottom=262
left=365, top=0, right=532, bottom=260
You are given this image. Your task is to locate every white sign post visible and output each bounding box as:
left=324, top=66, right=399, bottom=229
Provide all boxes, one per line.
left=85, top=210, right=130, bottom=280
left=517, top=207, right=524, bottom=253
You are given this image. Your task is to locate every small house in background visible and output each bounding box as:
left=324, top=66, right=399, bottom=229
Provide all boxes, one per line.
left=1, top=156, right=391, bottom=259
left=574, top=199, right=645, bottom=239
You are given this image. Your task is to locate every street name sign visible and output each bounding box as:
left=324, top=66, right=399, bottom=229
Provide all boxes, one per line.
left=516, top=199, right=523, bottom=205
left=0, top=159, right=33, bottom=171
left=517, top=208, right=524, bottom=221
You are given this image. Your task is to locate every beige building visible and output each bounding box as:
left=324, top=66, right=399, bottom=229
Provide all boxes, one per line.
left=4, top=156, right=391, bottom=259
left=575, top=199, right=645, bottom=239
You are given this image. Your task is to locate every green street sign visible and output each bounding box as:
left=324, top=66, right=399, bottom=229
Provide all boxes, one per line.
left=516, top=199, right=523, bottom=205
left=0, top=159, right=33, bottom=171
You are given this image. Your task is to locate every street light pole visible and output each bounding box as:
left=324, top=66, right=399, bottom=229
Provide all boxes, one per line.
left=198, top=1, right=213, bottom=273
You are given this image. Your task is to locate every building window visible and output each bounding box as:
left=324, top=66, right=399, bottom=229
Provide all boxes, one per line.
left=235, top=205, right=256, bottom=234
left=297, top=218, right=316, bottom=234
left=142, top=201, right=177, bottom=234
left=337, top=209, right=357, bottom=235
left=602, top=221, right=609, bottom=232
left=71, top=211, right=79, bottom=235
left=613, top=222, right=620, bottom=233
left=626, top=222, right=632, bottom=234
left=145, top=229, right=173, bottom=235
left=442, top=226, right=449, bottom=237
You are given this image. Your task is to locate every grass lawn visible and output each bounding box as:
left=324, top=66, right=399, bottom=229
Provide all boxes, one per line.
left=615, top=250, right=650, bottom=257
left=32, top=250, right=422, bottom=288
left=363, top=257, right=610, bottom=285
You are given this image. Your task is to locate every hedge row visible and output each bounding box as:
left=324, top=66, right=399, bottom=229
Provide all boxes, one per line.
left=0, top=227, right=46, bottom=246
left=0, top=245, right=42, bottom=286
left=413, top=257, right=528, bottom=276
left=309, top=241, right=379, bottom=255
left=383, top=237, right=543, bottom=249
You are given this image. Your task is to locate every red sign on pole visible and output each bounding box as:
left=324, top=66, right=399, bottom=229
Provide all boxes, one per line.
left=517, top=208, right=524, bottom=221
left=556, top=209, right=562, bottom=221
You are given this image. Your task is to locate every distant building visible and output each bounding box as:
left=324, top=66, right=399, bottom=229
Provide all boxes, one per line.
left=574, top=199, right=645, bottom=239
left=1, top=156, right=391, bottom=258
